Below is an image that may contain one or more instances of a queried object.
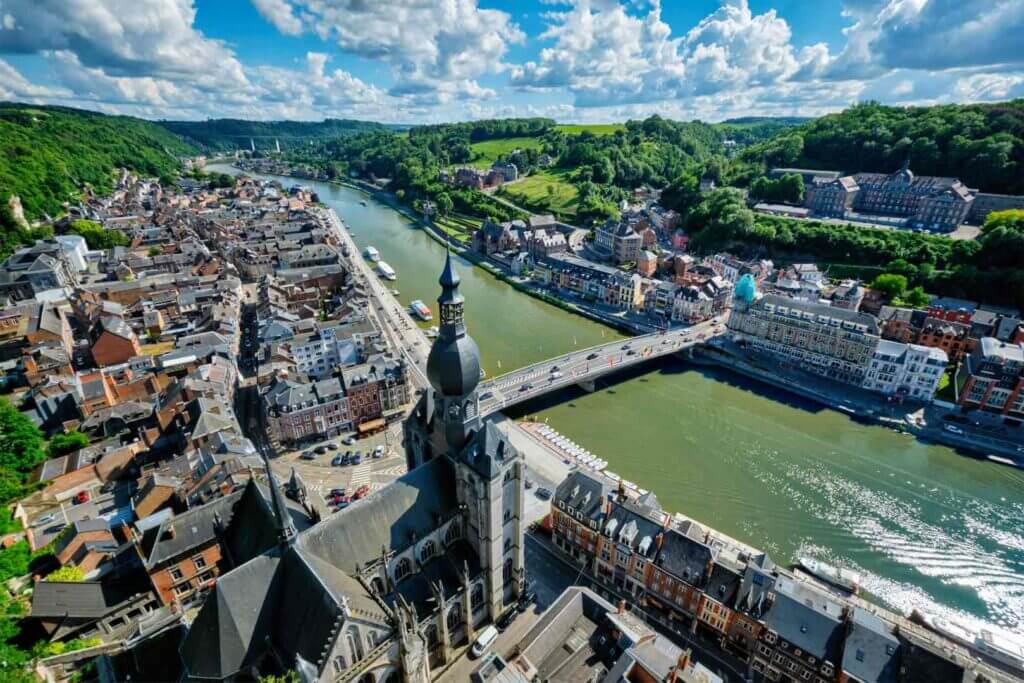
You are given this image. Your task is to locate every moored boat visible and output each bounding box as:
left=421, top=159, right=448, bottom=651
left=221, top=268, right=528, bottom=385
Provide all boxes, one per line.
left=796, top=556, right=861, bottom=593
left=376, top=261, right=396, bottom=280
left=364, top=246, right=380, bottom=262
left=913, top=610, right=1024, bottom=670
left=409, top=299, right=433, bottom=321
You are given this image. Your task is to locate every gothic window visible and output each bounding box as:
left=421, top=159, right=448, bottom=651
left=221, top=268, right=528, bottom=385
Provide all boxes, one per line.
left=471, top=583, right=484, bottom=608
left=394, top=557, right=412, bottom=583
left=420, top=540, right=437, bottom=563
left=371, top=576, right=386, bottom=595
left=332, top=655, right=347, bottom=674
left=444, top=522, right=461, bottom=546
left=447, top=605, right=462, bottom=630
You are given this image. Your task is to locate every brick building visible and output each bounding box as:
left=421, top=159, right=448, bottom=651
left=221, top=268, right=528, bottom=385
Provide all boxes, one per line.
left=955, top=338, right=1024, bottom=418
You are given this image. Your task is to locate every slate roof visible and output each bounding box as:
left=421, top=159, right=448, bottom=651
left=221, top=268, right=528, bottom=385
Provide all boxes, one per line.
left=763, top=577, right=845, bottom=663
left=30, top=581, right=135, bottom=619
left=456, top=420, right=517, bottom=480
left=298, top=455, right=458, bottom=574
left=656, top=527, right=714, bottom=586
left=554, top=469, right=610, bottom=524
left=842, top=607, right=900, bottom=683
left=144, top=490, right=241, bottom=567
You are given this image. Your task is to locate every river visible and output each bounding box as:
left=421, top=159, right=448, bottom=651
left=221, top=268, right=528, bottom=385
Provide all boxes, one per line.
left=209, top=164, right=1024, bottom=636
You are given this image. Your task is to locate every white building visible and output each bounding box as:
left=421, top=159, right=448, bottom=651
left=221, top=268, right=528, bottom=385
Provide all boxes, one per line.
left=862, top=340, right=948, bottom=401
left=287, top=319, right=379, bottom=380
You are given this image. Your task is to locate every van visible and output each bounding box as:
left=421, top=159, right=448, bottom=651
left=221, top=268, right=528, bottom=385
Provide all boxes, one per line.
left=471, top=625, right=499, bottom=658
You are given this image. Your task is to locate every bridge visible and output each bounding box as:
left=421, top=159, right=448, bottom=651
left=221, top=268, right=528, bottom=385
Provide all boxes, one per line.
left=477, top=316, right=727, bottom=416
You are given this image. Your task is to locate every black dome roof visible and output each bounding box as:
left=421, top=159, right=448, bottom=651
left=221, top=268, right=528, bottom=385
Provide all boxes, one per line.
left=426, top=333, right=481, bottom=398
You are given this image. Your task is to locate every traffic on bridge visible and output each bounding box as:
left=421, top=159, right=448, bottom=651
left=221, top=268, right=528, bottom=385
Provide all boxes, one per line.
left=477, top=316, right=727, bottom=415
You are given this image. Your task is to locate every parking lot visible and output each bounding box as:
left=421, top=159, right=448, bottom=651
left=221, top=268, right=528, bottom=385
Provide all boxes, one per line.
left=271, top=425, right=408, bottom=516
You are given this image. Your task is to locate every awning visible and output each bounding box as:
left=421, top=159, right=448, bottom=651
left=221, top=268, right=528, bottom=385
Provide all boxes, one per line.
left=357, top=418, right=386, bottom=434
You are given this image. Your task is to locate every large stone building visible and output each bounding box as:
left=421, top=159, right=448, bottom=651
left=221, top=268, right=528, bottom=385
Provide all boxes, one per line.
left=728, top=293, right=880, bottom=385
left=861, top=340, right=948, bottom=401
left=806, top=163, right=974, bottom=231
left=179, top=252, right=525, bottom=681
left=594, top=219, right=642, bottom=265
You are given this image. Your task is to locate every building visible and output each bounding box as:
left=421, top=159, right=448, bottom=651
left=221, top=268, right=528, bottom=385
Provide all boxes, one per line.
left=637, top=250, right=658, bottom=277
left=490, top=161, right=518, bottom=183
left=594, top=219, right=642, bottom=265
left=473, top=220, right=522, bottom=256
left=534, top=253, right=619, bottom=303
left=728, top=294, right=881, bottom=385
left=806, top=163, right=973, bottom=232
left=956, top=338, right=1024, bottom=418
left=672, top=277, right=732, bottom=324
left=770, top=167, right=841, bottom=187
left=90, top=316, right=142, bottom=367
left=287, top=317, right=381, bottom=380
left=861, top=340, right=947, bottom=401
left=264, top=376, right=351, bottom=443
left=179, top=253, right=525, bottom=681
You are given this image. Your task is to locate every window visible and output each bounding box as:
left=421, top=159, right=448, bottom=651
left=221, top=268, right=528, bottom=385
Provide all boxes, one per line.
left=173, top=584, right=190, bottom=596
left=193, top=556, right=207, bottom=570
left=169, top=567, right=183, bottom=581
left=444, top=522, right=461, bottom=546
left=394, top=557, right=412, bottom=582
left=420, top=540, right=437, bottom=563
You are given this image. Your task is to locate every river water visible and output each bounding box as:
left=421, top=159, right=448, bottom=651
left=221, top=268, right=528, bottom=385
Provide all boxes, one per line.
left=209, top=164, right=1024, bottom=635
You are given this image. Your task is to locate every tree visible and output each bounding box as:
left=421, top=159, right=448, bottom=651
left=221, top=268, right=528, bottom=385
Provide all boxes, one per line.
left=903, top=286, right=929, bottom=308
left=871, top=273, right=908, bottom=300
left=435, top=193, right=453, bottom=217
left=45, top=565, right=85, bottom=582
left=66, top=220, right=129, bottom=250
left=0, top=398, right=45, bottom=479
left=148, top=246, right=163, bottom=257
left=46, top=431, right=89, bottom=459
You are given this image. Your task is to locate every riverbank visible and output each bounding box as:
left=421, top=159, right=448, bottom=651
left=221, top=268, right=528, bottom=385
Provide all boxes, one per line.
left=692, top=342, right=1024, bottom=467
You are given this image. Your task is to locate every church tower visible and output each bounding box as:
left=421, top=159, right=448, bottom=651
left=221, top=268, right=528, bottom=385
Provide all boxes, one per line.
left=404, top=248, right=483, bottom=469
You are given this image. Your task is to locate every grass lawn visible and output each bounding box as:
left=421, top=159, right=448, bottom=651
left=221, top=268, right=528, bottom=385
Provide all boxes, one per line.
left=499, top=170, right=579, bottom=216
left=554, top=123, right=625, bottom=136
left=468, top=137, right=543, bottom=168
left=935, top=365, right=958, bottom=403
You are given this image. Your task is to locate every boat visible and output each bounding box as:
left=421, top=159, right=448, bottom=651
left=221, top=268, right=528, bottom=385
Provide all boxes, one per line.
left=913, top=610, right=1024, bottom=670
left=376, top=261, right=396, bottom=280
left=364, top=246, right=380, bottom=262
left=796, top=556, right=860, bottom=593
left=409, top=299, right=433, bottom=321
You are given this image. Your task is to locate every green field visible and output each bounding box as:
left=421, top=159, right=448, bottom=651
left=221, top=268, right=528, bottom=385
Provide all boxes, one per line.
left=468, top=137, right=543, bottom=168
left=554, top=123, right=625, bottom=136
left=499, top=171, right=578, bottom=216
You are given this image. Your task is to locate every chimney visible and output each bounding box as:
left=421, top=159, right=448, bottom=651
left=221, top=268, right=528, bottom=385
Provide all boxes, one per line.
left=617, top=599, right=626, bottom=615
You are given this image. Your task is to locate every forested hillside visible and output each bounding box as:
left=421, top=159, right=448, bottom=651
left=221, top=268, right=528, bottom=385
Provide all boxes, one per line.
left=0, top=104, right=195, bottom=222
left=731, top=100, right=1024, bottom=193
left=162, top=117, right=392, bottom=152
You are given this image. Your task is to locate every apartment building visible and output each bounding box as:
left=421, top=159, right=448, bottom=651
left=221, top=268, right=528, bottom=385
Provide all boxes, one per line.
left=956, top=338, right=1024, bottom=418
left=594, top=219, right=642, bottom=265
left=728, top=294, right=880, bottom=385
left=861, top=340, right=948, bottom=400
left=264, top=376, right=352, bottom=443
left=287, top=317, right=380, bottom=380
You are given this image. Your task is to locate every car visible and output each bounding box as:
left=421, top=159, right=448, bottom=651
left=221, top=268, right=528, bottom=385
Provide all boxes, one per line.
left=352, top=454, right=363, bottom=465
left=373, top=445, right=386, bottom=458
left=626, top=349, right=636, bottom=356
left=520, top=383, right=533, bottom=392
left=516, top=588, right=537, bottom=613
left=327, top=443, right=339, bottom=451
left=34, top=513, right=57, bottom=527
left=550, top=365, right=559, bottom=372
left=479, top=391, right=494, bottom=401
left=340, top=454, right=352, bottom=466
left=331, top=456, right=343, bottom=467
left=73, top=491, right=90, bottom=505
left=495, top=609, right=518, bottom=631
left=300, top=451, right=317, bottom=460
left=535, top=487, right=552, bottom=500
left=587, top=352, right=599, bottom=360
left=330, top=488, right=346, bottom=497
left=550, top=371, right=563, bottom=379
left=353, top=485, right=370, bottom=500
left=314, top=446, right=328, bottom=455
left=621, top=343, right=631, bottom=350
left=343, top=436, right=356, bottom=445
left=471, top=626, right=499, bottom=658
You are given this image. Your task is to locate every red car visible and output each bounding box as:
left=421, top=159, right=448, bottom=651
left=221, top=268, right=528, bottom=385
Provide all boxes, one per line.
left=353, top=485, right=370, bottom=500
left=73, top=491, right=90, bottom=504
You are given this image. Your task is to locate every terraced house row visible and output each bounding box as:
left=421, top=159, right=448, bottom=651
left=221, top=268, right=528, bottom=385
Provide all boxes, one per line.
left=550, top=469, right=976, bottom=683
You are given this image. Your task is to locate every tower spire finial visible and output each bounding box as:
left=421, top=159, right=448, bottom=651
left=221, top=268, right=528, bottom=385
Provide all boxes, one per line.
left=261, top=449, right=296, bottom=549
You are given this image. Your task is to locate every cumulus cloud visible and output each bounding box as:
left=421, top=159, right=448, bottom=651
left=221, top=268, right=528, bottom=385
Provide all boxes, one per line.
left=511, top=0, right=825, bottom=106
left=250, top=0, right=523, bottom=101
left=0, top=58, right=71, bottom=100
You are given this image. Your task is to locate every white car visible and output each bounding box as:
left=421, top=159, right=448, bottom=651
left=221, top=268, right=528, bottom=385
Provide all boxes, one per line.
left=34, top=513, right=57, bottom=527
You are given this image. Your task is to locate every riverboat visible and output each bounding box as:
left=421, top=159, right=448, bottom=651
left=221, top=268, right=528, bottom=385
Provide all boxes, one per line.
left=409, top=299, right=433, bottom=321
left=364, top=246, right=380, bottom=262
left=912, top=610, right=1024, bottom=671
left=796, top=556, right=860, bottom=593
left=376, top=261, right=396, bottom=280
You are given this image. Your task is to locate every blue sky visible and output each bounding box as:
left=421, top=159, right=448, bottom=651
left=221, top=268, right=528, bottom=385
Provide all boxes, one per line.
left=1, top=0, right=1021, bottom=123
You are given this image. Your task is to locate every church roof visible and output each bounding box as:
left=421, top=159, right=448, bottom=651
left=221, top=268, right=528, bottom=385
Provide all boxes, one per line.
left=298, top=456, right=458, bottom=574
left=457, top=421, right=517, bottom=480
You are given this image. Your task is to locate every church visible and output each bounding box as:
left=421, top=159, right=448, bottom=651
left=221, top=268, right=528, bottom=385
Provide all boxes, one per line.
left=180, top=250, right=527, bottom=681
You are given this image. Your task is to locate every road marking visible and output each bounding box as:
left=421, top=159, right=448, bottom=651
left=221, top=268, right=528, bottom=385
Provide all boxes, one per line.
left=349, top=464, right=372, bottom=486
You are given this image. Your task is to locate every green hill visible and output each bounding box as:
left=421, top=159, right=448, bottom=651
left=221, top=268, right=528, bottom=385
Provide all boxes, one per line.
left=161, top=118, right=391, bottom=152
left=0, top=103, right=196, bottom=222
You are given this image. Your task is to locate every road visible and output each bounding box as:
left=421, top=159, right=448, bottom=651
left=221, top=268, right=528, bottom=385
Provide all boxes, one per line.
left=478, top=316, right=726, bottom=415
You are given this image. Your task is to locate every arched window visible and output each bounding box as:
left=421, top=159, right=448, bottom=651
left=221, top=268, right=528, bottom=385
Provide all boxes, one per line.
left=444, top=522, right=461, bottom=546
left=394, top=557, right=412, bottom=583
left=371, top=576, right=386, bottom=595
left=447, top=605, right=462, bottom=630
left=471, top=584, right=484, bottom=609
left=332, top=654, right=347, bottom=674
left=420, top=539, right=437, bottom=563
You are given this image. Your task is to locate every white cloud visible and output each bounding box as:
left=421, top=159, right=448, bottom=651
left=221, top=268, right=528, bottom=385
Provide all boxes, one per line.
left=250, top=0, right=523, bottom=101
left=953, top=73, right=1024, bottom=102
left=0, top=57, right=71, bottom=100
left=511, top=0, right=825, bottom=106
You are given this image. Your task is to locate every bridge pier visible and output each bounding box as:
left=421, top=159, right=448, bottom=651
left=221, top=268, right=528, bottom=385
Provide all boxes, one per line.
left=577, top=380, right=597, bottom=393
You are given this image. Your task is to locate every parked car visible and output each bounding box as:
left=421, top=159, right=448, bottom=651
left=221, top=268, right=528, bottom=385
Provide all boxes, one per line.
left=373, top=445, right=385, bottom=458
left=330, top=488, right=346, bottom=497
left=331, top=456, right=343, bottom=467
left=496, top=609, right=517, bottom=631
left=340, top=454, right=352, bottom=466
left=343, top=436, right=356, bottom=445
left=352, top=453, right=363, bottom=465
left=516, top=588, right=537, bottom=613
left=74, top=491, right=90, bottom=505
left=471, top=626, right=499, bottom=658
left=327, top=443, right=339, bottom=451
left=34, top=513, right=56, bottom=527
left=314, top=446, right=328, bottom=455
left=300, top=451, right=317, bottom=460
left=535, top=487, right=552, bottom=500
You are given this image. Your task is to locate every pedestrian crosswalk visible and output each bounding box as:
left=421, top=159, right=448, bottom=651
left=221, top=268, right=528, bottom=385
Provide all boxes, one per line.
left=349, top=463, right=372, bottom=487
